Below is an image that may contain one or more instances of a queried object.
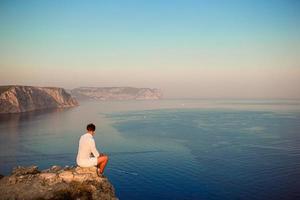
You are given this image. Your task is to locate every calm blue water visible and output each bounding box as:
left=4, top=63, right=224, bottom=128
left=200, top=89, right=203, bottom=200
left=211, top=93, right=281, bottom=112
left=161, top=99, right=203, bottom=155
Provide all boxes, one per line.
left=0, top=99, right=300, bottom=200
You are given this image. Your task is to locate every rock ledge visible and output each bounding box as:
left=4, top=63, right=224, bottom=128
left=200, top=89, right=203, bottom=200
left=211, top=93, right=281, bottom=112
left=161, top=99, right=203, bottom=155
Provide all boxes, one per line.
left=0, top=165, right=117, bottom=200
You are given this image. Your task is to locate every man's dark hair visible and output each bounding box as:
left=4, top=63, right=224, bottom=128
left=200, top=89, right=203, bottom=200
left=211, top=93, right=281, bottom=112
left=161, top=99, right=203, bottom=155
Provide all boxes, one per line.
left=87, top=123, right=96, bottom=132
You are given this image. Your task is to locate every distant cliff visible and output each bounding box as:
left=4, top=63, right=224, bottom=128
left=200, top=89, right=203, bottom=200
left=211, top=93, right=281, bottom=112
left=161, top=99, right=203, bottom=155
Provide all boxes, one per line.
left=0, top=165, right=117, bottom=200
left=0, top=85, right=78, bottom=114
left=71, top=87, right=163, bottom=101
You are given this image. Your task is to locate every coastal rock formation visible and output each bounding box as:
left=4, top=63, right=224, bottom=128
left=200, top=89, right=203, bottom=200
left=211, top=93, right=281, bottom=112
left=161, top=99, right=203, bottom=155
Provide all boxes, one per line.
left=71, top=87, right=163, bottom=101
left=0, top=85, right=78, bottom=114
left=0, top=165, right=117, bottom=200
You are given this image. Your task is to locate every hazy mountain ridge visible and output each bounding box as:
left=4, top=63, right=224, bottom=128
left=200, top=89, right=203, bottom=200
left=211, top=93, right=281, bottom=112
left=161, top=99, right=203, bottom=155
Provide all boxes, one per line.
left=71, top=87, right=163, bottom=101
left=0, top=85, right=78, bottom=114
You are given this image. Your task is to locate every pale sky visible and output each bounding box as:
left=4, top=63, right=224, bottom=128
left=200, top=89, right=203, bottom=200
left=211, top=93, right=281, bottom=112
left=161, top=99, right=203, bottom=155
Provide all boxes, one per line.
left=1, top=0, right=300, bottom=98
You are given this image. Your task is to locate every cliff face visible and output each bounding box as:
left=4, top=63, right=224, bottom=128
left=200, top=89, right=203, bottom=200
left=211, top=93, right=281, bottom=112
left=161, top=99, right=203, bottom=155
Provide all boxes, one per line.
left=71, top=87, right=163, bottom=101
left=0, top=165, right=117, bottom=200
left=0, top=86, right=78, bottom=114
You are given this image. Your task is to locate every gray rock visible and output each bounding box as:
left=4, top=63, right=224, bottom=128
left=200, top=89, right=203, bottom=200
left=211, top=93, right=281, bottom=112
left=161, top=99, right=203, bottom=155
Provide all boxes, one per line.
left=12, top=165, right=40, bottom=176
left=42, top=165, right=63, bottom=173
left=0, top=165, right=117, bottom=200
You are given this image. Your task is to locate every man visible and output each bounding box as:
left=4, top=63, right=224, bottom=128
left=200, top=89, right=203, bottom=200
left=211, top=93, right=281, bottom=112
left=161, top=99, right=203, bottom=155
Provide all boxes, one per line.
left=76, top=123, right=109, bottom=176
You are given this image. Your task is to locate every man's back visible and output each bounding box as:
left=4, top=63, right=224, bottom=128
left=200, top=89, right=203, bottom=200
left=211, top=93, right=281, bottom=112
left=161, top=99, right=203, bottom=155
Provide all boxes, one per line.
left=76, top=133, right=99, bottom=167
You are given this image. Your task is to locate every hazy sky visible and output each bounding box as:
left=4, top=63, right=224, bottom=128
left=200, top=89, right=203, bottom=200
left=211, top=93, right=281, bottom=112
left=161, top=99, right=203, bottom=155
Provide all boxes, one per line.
left=1, top=0, right=300, bottom=98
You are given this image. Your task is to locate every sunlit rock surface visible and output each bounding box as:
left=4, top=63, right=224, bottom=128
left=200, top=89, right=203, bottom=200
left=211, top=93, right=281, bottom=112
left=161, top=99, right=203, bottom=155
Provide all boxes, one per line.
left=0, top=165, right=117, bottom=200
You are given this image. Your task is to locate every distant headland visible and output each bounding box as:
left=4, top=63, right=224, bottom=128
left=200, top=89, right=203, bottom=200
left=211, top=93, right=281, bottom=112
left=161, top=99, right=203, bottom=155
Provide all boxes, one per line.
left=71, top=87, right=163, bottom=101
left=0, top=85, right=78, bottom=114
left=0, top=85, right=163, bottom=114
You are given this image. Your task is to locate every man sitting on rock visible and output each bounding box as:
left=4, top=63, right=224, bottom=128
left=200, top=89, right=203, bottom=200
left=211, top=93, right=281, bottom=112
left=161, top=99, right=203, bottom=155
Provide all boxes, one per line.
left=76, top=123, right=109, bottom=176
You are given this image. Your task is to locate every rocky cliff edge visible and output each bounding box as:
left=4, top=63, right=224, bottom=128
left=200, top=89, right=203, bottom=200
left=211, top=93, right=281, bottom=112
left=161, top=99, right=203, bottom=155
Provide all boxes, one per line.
left=0, top=165, right=117, bottom=200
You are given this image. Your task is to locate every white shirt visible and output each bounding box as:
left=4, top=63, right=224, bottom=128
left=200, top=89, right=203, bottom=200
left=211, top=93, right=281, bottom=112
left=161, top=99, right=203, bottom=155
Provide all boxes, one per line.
left=76, top=133, right=100, bottom=165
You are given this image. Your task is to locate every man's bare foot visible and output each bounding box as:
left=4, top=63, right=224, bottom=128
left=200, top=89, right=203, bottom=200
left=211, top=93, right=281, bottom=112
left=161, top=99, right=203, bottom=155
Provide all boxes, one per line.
left=96, top=167, right=103, bottom=177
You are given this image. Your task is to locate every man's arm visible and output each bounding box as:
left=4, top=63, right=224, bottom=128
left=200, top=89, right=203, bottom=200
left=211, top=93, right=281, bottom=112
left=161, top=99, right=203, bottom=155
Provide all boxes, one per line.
left=90, top=138, right=100, bottom=158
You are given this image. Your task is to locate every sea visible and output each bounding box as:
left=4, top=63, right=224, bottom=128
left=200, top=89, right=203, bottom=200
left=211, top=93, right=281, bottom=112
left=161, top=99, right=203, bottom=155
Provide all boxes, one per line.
left=0, top=99, right=300, bottom=200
